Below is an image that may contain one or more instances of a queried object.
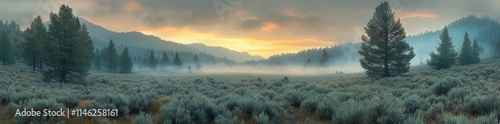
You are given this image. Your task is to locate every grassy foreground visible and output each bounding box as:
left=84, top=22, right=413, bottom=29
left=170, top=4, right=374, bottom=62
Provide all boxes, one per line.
left=0, top=59, right=500, bottom=124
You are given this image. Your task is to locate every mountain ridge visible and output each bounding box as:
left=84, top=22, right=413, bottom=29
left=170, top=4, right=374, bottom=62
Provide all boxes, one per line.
left=76, top=18, right=265, bottom=62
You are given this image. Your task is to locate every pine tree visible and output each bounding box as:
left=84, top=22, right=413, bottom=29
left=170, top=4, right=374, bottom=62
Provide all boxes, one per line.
left=44, top=5, right=94, bottom=83
left=319, top=48, right=329, bottom=66
left=471, top=39, right=481, bottom=64
left=457, top=32, right=473, bottom=65
left=119, top=47, right=133, bottom=73
left=0, top=31, right=15, bottom=65
left=173, top=52, right=182, bottom=67
left=75, top=24, right=95, bottom=75
left=427, top=26, right=457, bottom=70
left=23, top=16, right=49, bottom=71
left=106, top=40, right=118, bottom=73
left=94, top=49, right=101, bottom=70
left=358, top=2, right=415, bottom=78
left=147, top=50, right=158, bottom=69
left=160, top=51, right=171, bottom=66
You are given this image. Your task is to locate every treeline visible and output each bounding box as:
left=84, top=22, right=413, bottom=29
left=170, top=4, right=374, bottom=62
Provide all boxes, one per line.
left=93, top=40, right=236, bottom=73
left=93, top=40, right=133, bottom=73
left=0, top=20, right=24, bottom=65
left=243, top=43, right=360, bottom=67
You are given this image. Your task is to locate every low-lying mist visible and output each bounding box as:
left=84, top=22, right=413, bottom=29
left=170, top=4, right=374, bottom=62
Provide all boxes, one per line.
left=200, top=65, right=364, bottom=75
left=131, top=64, right=364, bottom=75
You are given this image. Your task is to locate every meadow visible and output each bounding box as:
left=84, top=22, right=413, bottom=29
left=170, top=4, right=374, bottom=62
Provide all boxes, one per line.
left=0, top=59, right=500, bottom=124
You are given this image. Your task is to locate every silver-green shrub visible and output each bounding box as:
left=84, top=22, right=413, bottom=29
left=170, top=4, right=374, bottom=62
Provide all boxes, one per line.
left=404, top=95, right=430, bottom=114
left=254, top=112, right=269, bottom=124
left=133, top=112, right=152, bottom=124
left=433, top=77, right=461, bottom=95
left=458, top=95, right=500, bottom=115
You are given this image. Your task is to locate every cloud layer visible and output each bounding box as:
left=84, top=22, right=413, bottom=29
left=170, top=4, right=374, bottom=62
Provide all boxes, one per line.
left=1, top=0, right=498, bottom=57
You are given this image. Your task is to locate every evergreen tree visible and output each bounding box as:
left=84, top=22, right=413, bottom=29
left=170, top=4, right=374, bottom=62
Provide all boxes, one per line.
left=471, top=39, right=481, bottom=64
left=427, top=26, right=457, bottom=70
left=148, top=50, right=158, bottom=69
left=106, top=40, right=118, bottom=73
left=44, top=5, right=94, bottom=83
left=160, top=51, right=171, bottom=66
left=0, top=31, right=15, bottom=65
left=319, top=48, right=329, bottom=66
left=457, top=32, right=474, bottom=65
left=76, top=24, right=95, bottom=75
left=94, top=49, right=101, bottom=70
left=119, top=47, right=133, bottom=73
left=358, top=2, right=415, bottom=78
left=172, top=52, right=182, bottom=67
left=23, top=16, right=49, bottom=71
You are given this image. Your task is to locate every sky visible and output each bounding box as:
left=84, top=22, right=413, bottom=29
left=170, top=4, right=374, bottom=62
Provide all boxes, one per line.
left=0, top=0, right=499, bottom=58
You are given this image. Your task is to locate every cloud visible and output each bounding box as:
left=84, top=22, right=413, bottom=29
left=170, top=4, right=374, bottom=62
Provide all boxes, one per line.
left=1, top=0, right=499, bottom=57
left=260, top=22, right=278, bottom=31
left=400, top=12, right=437, bottom=19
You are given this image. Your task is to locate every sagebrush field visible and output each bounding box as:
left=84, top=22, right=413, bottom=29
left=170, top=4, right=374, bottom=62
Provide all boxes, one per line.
left=1, top=59, right=499, bottom=124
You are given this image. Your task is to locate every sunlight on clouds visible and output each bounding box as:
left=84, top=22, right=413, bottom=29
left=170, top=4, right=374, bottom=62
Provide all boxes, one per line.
left=138, top=27, right=335, bottom=58
left=400, top=12, right=437, bottom=19
left=124, top=0, right=144, bottom=12
left=260, top=22, right=278, bottom=31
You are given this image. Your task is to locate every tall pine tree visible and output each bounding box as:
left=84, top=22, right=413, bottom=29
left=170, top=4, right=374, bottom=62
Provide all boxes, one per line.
left=457, top=32, right=473, bottom=65
left=119, top=47, right=133, bottom=73
left=23, top=16, right=49, bottom=71
left=427, top=26, right=457, bottom=70
left=106, top=40, right=118, bottom=73
left=44, top=5, right=94, bottom=83
left=471, top=39, right=481, bottom=64
left=148, top=50, right=158, bottom=69
left=358, top=2, right=415, bottom=78
left=75, top=24, right=95, bottom=76
left=160, top=51, right=170, bottom=66
left=173, top=52, right=182, bottom=67
left=0, top=31, right=15, bottom=65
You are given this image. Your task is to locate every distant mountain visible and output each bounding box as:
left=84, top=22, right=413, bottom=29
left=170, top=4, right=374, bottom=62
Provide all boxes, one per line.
left=187, top=43, right=264, bottom=62
left=76, top=18, right=264, bottom=62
